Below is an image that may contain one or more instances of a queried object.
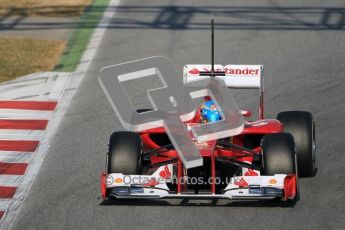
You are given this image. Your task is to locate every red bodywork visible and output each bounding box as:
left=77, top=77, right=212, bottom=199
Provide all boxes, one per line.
left=139, top=110, right=284, bottom=194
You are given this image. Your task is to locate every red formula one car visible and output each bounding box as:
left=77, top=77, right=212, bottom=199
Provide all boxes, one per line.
left=100, top=61, right=316, bottom=203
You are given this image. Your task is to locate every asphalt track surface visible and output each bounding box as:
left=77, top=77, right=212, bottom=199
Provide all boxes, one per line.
left=11, top=0, right=345, bottom=229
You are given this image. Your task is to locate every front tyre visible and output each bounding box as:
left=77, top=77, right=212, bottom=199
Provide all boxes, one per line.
left=261, top=133, right=297, bottom=175
left=107, top=131, right=142, bottom=175
left=277, top=111, right=316, bottom=177
left=261, top=133, right=299, bottom=203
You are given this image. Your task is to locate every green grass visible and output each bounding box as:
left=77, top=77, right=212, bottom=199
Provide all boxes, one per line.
left=54, top=0, right=110, bottom=72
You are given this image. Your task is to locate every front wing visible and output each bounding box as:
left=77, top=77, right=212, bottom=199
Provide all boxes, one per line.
left=101, top=166, right=297, bottom=201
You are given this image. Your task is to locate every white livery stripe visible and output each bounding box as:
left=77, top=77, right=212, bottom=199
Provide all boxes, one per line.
left=0, top=130, right=44, bottom=140
left=0, top=109, right=53, bottom=120
left=0, top=175, right=23, bottom=187
left=0, top=151, right=33, bottom=163
left=0, top=200, right=13, bottom=211
left=48, top=74, right=69, bottom=100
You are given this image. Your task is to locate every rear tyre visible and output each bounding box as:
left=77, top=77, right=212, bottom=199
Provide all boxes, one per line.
left=107, top=131, right=142, bottom=175
left=277, top=111, right=316, bottom=177
left=261, top=133, right=296, bottom=175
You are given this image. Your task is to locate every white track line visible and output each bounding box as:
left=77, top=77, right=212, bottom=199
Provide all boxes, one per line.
left=48, top=73, right=70, bottom=100
left=0, top=151, right=32, bottom=164
left=0, top=176, right=23, bottom=187
left=0, top=200, right=12, bottom=212
left=0, top=130, right=44, bottom=140
left=0, top=72, right=70, bottom=101
left=1, top=1, right=122, bottom=228
left=0, top=109, right=53, bottom=120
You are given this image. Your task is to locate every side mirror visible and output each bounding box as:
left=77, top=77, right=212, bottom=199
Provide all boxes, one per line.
left=241, top=110, right=252, bottom=117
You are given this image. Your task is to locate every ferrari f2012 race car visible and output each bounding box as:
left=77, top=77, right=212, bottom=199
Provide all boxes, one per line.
left=99, top=21, right=316, bottom=204
left=100, top=62, right=316, bottom=203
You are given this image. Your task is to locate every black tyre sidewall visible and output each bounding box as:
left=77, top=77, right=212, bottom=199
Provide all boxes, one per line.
left=261, top=133, right=296, bottom=175
left=277, top=111, right=315, bottom=177
left=107, top=131, right=142, bottom=175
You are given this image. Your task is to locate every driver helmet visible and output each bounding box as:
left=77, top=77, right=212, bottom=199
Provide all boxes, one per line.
left=201, top=100, right=222, bottom=123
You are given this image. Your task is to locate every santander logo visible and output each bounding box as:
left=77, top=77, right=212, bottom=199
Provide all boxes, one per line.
left=244, top=169, right=258, bottom=176
left=224, top=67, right=259, bottom=76
left=188, top=67, right=223, bottom=75
left=159, top=165, right=171, bottom=179
left=234, top=177, right=249, bottom=187
left=188, top=68, right=200, bottom=75
left=187, top=66, right=260, bottom=76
